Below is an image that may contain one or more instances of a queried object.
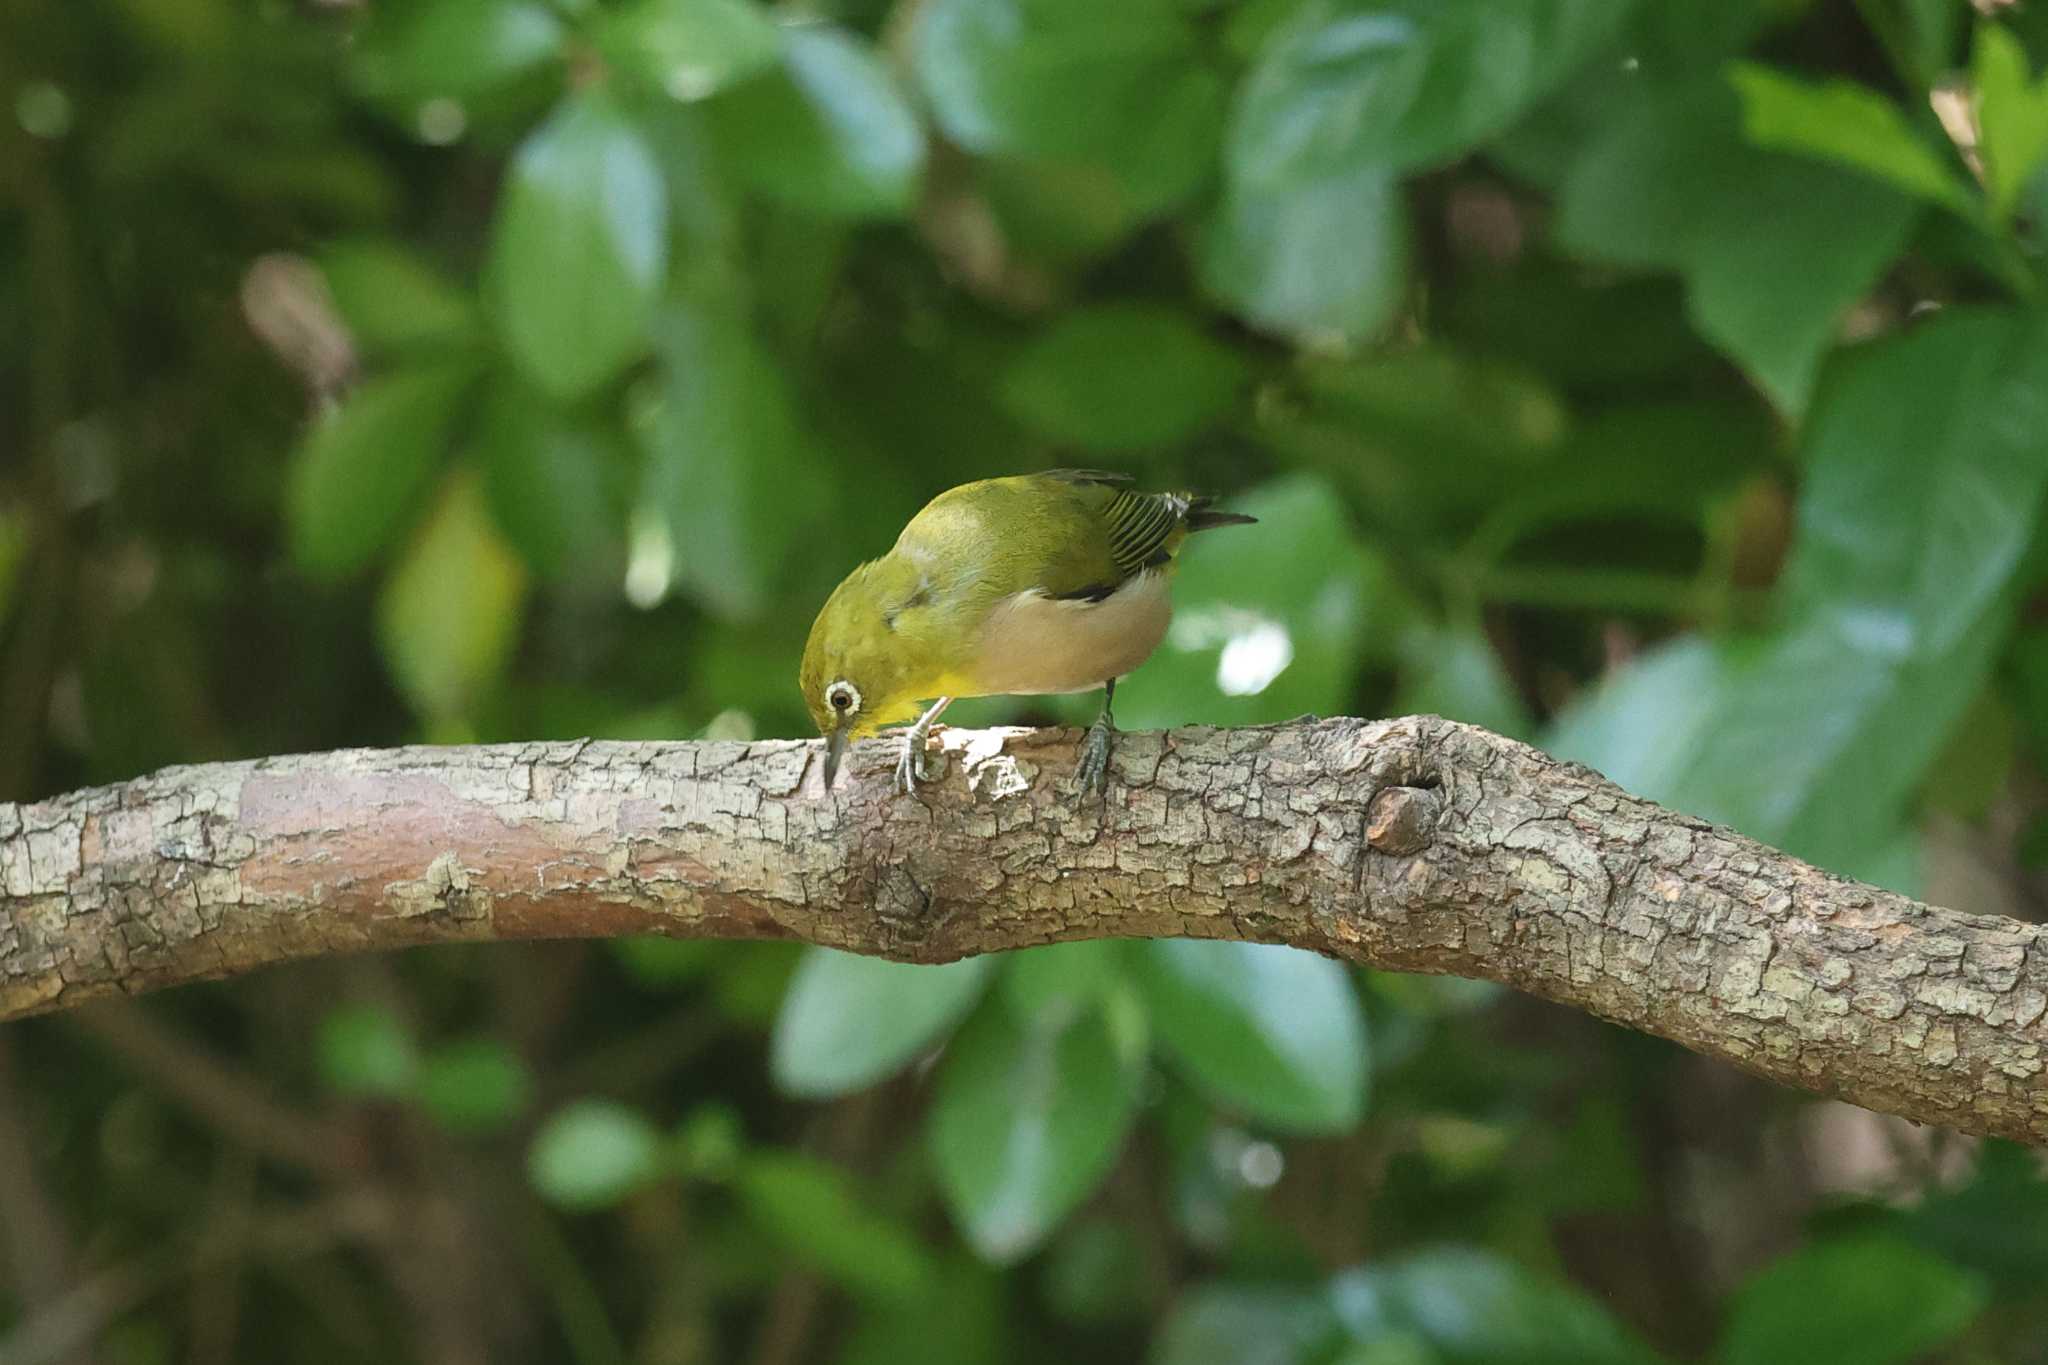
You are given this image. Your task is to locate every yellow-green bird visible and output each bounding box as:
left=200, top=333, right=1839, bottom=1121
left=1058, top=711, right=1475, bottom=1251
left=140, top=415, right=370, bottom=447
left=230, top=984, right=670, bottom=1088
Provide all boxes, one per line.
left=800, top=469, right=1255, bottom=793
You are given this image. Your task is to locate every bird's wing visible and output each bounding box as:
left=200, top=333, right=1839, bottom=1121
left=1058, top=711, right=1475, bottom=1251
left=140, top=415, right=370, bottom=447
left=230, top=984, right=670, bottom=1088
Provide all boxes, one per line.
left=891, top=473, right=1214, bottom=615
left=1016, top=477, right=1196, bottom=600
left=1039, top=468, right=1135, bottom=488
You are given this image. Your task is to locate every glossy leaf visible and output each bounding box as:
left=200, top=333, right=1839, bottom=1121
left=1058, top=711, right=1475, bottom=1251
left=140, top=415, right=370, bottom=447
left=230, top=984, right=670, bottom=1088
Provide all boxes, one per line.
left=1231, top=0, right=1636, bottom=183
left=770, top=949, right=995, bottom=1098
left=1000, top=305, right=1247, bottom=451
left=418, top=1038, right=533, bottom=1133
left=1330, top=1250, right=1664, bottom=1365
left=1719, top=1236, right=1985, bottom=1365
left=1394, top=625, right=1534, bottom=741
left=1728, top=64, right=1975, bottom=212
left=487, top=90, right=667, bottom=400
left=1972, top=23, right=2048, bottom=221
left=1897, top=1141, right=2048, bottom=1288
left=1546, top=637, right=1733, bottom=801
left=1556, top=80, right=1918, bottom=414
left=1042, top=1219, right=1149, bottom=1325
left=1151, top=1283, right=1343, bottom=1365
left=636, top=295, right=825, bottom=618
left=287, top=361, right=476, bottom=578
left=914, top=0, right=1224, bottom=210
left=317, top=239, right=479, bottom=354
left=595, top=0, right=780, bottom=101
left=840, top=1259, right=1011, bottom=1365
left=1133, top=940, right=1367, bottom=1134
left=1002, top=940, right=1123, bottom=1021
left=375, top=471, right=529, bottom=723
left=709, top=26, right=924, bottom=220
left=929, top=1000, right=1143, bottom=1261
left=1201, top=160, right=1409, bottom=342
left=527, top=1100, right=665, bottom=1209
left=475, top=378, right=627, bottom=580
left=1553, top=311, right=2048, bottom=877
left=352, top=0, right=565, bottom=104
left=317, top=1005, right=416, bottom=1098
left=736, top=1152, right=936, bottom=1301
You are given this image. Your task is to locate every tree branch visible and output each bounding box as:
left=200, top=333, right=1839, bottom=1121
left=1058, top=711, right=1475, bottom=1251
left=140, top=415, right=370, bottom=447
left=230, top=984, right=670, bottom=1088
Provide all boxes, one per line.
left=3, top=717, right=2044, bottom=1142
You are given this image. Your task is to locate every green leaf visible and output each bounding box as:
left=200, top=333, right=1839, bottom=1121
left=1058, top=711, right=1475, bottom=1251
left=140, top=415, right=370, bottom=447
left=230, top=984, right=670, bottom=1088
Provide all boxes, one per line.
left=1556, top=80, right=1919, bottom=414
left=1000, top=306, right=1247, bottom=451
left=708, top=26, right=924, bottom=220
left=475, top=378, right=627, bottom=580
left=1921, top=686, right=2016, bottom=820
left=1201, top=160, right=1409, bottom=343
left=418, top=1039, right=533, bottom=1134
left=595, top=0, right=780, bottom=101
left=1972, top=23, right=2048, bottom=221
left=1331, top=1339, right=1441, bottom=1365
left=1133, top=940, right=1367, bottom=1134
left=1692, top=310, right=2048, bottom=867
left=528, top=1100, right=665, bottom=1209
left=376, top=471, right=529, bottom=724
left=929, top=1000, right=1143, bottom=1262
left=1330, top=1250, right=1664, bottom=1365
left=612, top=936, right=720, bottom=988
left=1719, top=1235, right=1985, bottom=1365
left=1727, top=64, right=1976, bottom=213
left=673, top=1103, right=744, bottom=1180
left=1553, top=310, right=2048, bottom=877
left=1002, top=940, right=1123, bottom=1022
left=1231, top=0, right=1636, bottom=183
left=352, top=0, right=565, bottom=105
left=1151, top=1283, right=1344, bottom=1365
left=287, top=361, right=476, bottom=578
left=1490, top=0, right=1802, bottom=187
left=1115, top=474, right=1396, bottom=731
left=1394, top=625, right=1534, bottom=742
left=736, top=1151, right=936, bottom=1301
left=317, top=1005, right=417, bottom=1099
left=914, top=0, right=1224, bottom=212
left=0, top=503, right=27, bottom=627
left=487, top=89, right=667, bottom=401
left=840, top=1258, right=1011, bottom=1365
left=317, top=239, right=479, bottom=354
left=1902, top=0, right=1963, bottom=81
left=770, top=949, right=994, bottom=1098
left=1898, top=1141, right=2048, bottom=1287
left=635, top=295, right=826, bottom=619
left=1546, top=636, right=1733, bottom=801
left=1042, top=1219, right=1149, bottom=1325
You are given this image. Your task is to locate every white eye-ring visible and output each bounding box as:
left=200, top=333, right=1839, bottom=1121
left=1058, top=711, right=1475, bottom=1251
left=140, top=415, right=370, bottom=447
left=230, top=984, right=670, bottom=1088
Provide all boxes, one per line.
left=825, top=680, right=861, bottom=715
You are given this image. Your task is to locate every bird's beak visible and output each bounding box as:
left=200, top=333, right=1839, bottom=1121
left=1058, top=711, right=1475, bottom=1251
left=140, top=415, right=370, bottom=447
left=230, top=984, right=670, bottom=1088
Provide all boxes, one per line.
left=823, top=726, right=849, bottom=790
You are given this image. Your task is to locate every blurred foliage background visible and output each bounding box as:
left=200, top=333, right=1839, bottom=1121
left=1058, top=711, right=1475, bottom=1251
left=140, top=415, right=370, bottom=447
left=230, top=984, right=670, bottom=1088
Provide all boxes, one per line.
left=8, top=0, right=2048, bottom=1360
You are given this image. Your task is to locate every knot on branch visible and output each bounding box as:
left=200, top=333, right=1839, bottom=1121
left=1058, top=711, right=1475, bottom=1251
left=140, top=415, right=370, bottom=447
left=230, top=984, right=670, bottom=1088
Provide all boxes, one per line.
left=1366, top=785, right=1440, bottom=856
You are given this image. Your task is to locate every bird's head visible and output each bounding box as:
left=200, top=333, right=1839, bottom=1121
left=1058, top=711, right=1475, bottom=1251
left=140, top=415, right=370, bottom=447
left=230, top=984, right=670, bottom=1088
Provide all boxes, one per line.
left=800, top=562, right=933, bottom=786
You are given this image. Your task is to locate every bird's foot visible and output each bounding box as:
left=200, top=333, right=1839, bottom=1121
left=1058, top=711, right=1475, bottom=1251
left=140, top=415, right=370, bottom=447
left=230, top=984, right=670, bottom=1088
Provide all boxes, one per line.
left=896, top=730, right=934, bottom=795
left=1075, top=716, right=1115, bottom=797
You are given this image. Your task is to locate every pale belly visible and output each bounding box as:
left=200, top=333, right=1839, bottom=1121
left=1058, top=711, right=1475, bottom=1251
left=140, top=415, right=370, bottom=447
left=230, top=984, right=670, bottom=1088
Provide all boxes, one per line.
left=962, top=570, right=1172, bottom=697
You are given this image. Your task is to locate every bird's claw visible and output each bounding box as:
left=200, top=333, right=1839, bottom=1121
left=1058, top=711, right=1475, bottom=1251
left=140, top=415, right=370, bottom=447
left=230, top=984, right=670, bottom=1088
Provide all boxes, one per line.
left=1074, top=720, right=1114, bottom=798
left=896, top=733, right=934, bottom=795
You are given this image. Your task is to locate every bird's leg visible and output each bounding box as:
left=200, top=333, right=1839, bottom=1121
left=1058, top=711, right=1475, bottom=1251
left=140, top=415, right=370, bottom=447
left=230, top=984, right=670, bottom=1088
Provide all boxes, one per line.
left=1075, top=678, right=1117, bottom=795
left=896, top=696, right=953, bottom=795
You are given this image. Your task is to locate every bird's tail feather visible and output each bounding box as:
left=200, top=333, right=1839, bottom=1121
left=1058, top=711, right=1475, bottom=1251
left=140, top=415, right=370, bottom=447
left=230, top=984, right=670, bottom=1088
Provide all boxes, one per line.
left=1185, top=495, right=1257, bottom=532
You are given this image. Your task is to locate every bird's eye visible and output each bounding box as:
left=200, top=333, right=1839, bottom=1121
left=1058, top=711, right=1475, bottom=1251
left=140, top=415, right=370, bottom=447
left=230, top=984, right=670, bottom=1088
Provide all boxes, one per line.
left=826, top=681, right=860, bottom=713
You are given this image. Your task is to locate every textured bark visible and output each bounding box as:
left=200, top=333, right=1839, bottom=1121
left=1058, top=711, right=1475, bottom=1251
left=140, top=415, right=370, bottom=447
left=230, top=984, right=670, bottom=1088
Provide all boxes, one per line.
left=3, top=717, right=2044, bottom=1142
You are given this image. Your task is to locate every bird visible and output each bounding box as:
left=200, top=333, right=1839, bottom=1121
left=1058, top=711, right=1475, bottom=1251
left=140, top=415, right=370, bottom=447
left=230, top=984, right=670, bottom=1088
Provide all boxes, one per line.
left=799, top=469, right=1255, bottom=795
